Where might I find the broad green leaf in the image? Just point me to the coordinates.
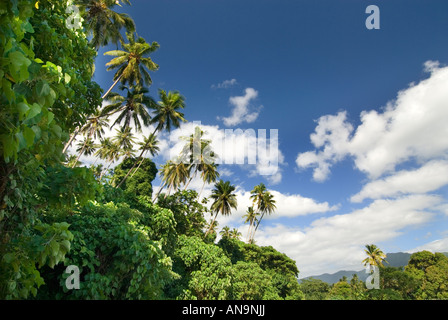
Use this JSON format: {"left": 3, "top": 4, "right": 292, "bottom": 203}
{"left": 36, "top": 80, "right": 50, "bottom": 96}
{"left": 26, "top": 103, "right": 41, "bottom": 120}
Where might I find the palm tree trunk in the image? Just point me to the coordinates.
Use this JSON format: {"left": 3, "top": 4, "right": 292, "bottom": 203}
{"left": 198, "top": 180, "right": 206, "bottom": 199}
{"left": 63, "top": 126, "right": 80, "bottom": 154}
{"left": 71, "top": 136, "right": 89, "bottom": 168}
{"left": 100, "top": 160, "right": 113, "bottom": 180}
{"left": 204, "top": 212, "right": 218, "bottom": 238}
{"left": 251, "top": 212, "right": 265, "bottom": 242}
{"left": 115, "top": 156, "right": 142, "bottom": 188}
{"left": 152, "top": 180, "right": 167, "bottom": 202}
{"left": 126, "top": 127, "right": 158, "bottom": 179}
{"left": 102, "top": 74, "right": 123, "bottom": 100}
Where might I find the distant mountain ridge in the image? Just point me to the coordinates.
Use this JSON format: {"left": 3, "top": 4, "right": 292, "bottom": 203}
{"left": 299, "top": 252, "right": 448, "bottom": 284}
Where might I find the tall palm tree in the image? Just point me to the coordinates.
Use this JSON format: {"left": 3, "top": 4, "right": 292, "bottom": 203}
{"left": 151, "top": 90, "right": 187, "bottom": 134}
{"left": 112, "top": 127, "right": 135, "bottom": 151}
{"left": 99, "top": 139, "right": 121, "bottom": 180}
{"left": 72, "top": 137, "right": 97, "bottom": 167}
{"left": 71, "top": 109, "right": 109, "bottom": 166}
{"left": 243, "top": 206, "right": 258, "bottom": 242}
{"left": 230, "top": 228, "right": 242, "bottom": 240}
{"left": 362, "top": 244, "right": 387, "bottom": 272}
{"left": 130, "top": 133, "right": 160, "bottom": 177}
{"left": 75, "top": 0, "right": 135, "bottom": 50}
{"left": 198, "top": 163, "right": 220, "bottom": 198}
{"left": 205, "top": 180, "right": 238, "bottom": 238}
{"left": 251, "top": 191, "right": 276, "bottom": 241}
{"left": 180, "top": 126, "right": 217, "bottom": 191}
{"left": 131, "top": 89, "right": 187, "bottom": 178}
{"left": 101, "top": 85, "right": 154, "bottom": 133}
{"left": 102, "top": 32, "right": 159, "bottom": 99}
{"left": 219, "top": 226, "right": 232, "bottom": 239}
{"left": 163, "top": 160, "right": 189, "bottom": 198}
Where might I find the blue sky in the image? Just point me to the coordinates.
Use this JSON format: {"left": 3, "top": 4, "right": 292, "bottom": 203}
{"left": 81, "top": 0, "right": 448, "bottom": 277}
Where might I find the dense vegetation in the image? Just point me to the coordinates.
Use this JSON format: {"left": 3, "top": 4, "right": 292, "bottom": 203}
{"left": 1, "top": 0, "right": 446, "bottom": 300}
{"left": 0, "top": 0, "right": 300, "bottom": 300}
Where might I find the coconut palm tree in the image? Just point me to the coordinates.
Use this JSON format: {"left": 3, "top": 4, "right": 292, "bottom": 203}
{"left": 198, "top": 163, "right": 220, "bottom": 198}
{"left": 362, "top": 244, "right": 387, "bottom": 272}
{"left": 131, "top": 89, "right": 187, "bottom": 178}
{"left": 71, "top": 109, "right": 109, "bottom": 166}
{"left": 72, "top": 137, "right": 97, "bottom": 167}
{"left": 112, "top": 127, "right": 135, "bottom": 151}
{"left": 102, "top": 32, "right": 159, "bottom": 99}
{"left": 243, "top": 206, "right": 258, "bottom": 242}
{"left": 251, "top": 191, "right": 276, "bottom": 241}
{"left": 230, "top": 228, "right": 242, "bottom": 240}
{"left": 151, "top": 90, "right": 187, "bottom": 134}
{"left": 205, "top": 180, "right": 238, "bottom": 238}
{"left": 99, "top": 139, "right": 121, "bottom": 180}
{"left": 75, "top": 0, "right": 135, "bottom": 50}
{"left": 101, "top": 85, "right": 154, "bottom": 133}
{"left": 219, "top": 226, "right": 232, "bottom": 239}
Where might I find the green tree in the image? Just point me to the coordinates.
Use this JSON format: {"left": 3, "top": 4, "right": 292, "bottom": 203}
{"left": 405, "top": 251, "right": 448, "bottom": 300}
{"left": 249, "top": 184, "right": 276, "bottom": 242}
{"left": 205, "top": 180, "right": 238, "bottom": 238}
{"left": 76, "top": 0, "right": 136, "bottom": 50}
{"left": 112, "top": 157, "right": 158, "bottom": 196}
{"left": 300, "top": 278, "right": 330, "bottom": 300}
{"left": 230, "top": 261, "right": 280, "bottom": 300}
{"left": 101, "top": 85, "right": 154, "bottom": 133}
{"left": 0, "top": 0, "right": 101, "bottom": 299}
{"left": 103, "top": 32, "right": 159, "bottom": 99}
{"left": 156, "top": 190, "right": 208, "bottom": 238}
{"left": 362, "top": 244, "right": 387, "bottom": 271}
{"left": 170, "top": 235, "right": 233, "bottom": 300}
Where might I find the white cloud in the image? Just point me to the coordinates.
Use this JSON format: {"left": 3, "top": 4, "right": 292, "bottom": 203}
{"left": 408, "top": 237, "right": 448, "bottom": 254}
{"left": 211, "top": 78, "right": 238, "bottom": 89}
{"left": 351, "top": 160, "right": 448, "bottom": 203}
{"left": 220, "top": 88, "right": 261, "bottom": 127}
{"left": 296, "top": 61, "right": 448, "bottom": 182}
{"left": 254, "top": 194, "right": 442, "bottom": 277}
{"left": 214, "top": 188, "right": 339, "bottom": 229}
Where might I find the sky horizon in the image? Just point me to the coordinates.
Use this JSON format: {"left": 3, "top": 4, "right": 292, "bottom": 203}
{"left": 70, "top": 0, "right": 448, "bottom": 278}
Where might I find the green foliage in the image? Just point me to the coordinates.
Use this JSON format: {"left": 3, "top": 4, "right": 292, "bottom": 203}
{"left": 0, "top": 221, "right": 73, "bottom": 299}
{"left": 113, "top": 157, "right": 157, "bottom": 196}
{"left": 157, "top": 190, "right": 208, "bottom": 238}
{"left": 0, "top": 0, "right": 100, "bottom": 299}
{"left": 300, "top": 278, "right": 330, "bottom": 300}
{"left": 39, "top": 164, "right": 99, "bottom": 209}
{"left": 38, "top": 201, "right": 176, "bottom": 299}
{"left": 405, "top": 251, "right": 448, "bottom": 300}
{"left": 170, "top": 235, "right": 233, "bottom": 300}
{"left": 230, "top": 261, "right": 280, "bottom": 300}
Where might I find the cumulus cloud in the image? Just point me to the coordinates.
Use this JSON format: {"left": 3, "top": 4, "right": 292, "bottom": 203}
{"left": 254, "top": 194, "right": 442, "bottom": 277}
{"left": 351, "top": 160, "right": 448, "bottom": 203}
{"left": 408, "top": 237, "right": 448, "bottom": 254}
{"left": 220, "top": 88, "right": 261, "bottom": 126}
{"left": 296, "top": 61, "right": 448, "bottom": 182}
{"left": 213, "top": 188, "right": 338, "bottom": 229}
